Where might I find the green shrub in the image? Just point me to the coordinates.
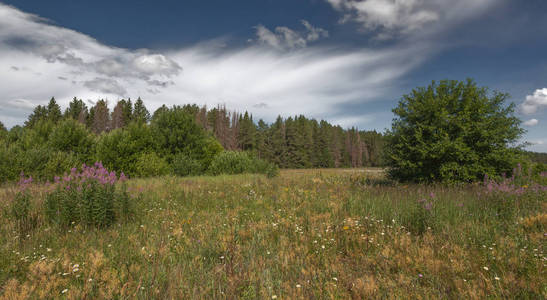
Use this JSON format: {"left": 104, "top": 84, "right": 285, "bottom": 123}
{"left": 150, "top": 106, "right": 223, "bottom": 166}
{"left": 43, "top": 151, "right": 80, "bottom": 179}
{"left": 95, "top": 123, "right": 155, "bottom": 177}
{"left": 172, "top": 153, "right": 203, "bottom": 176}
{"left": 48, "top": 119, "right": 95, "bottom": 161}
{"left": 134, "top": 152, "right": 170, "bottom": 177}
{"left": 207, "top": 151, "right": 279, "bottom": 176}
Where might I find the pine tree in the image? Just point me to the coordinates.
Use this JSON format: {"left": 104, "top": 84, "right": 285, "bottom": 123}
{"left": 237, "top": 111, "right": 257, "bottom": 151}
{"left": 270, "top": 116, "right": 287, "bottom": 168}
{"left": 121, "top": 99, "right": 133, "bottom": 124}
{"left": 64, "top": 97, "right": 88, "bottom": 121}
{"left": 314, "top": 120, "right": 334, "bottom": 168}
{"left": 133, "top": 97, "right": 150, "bottom": 123}
{"left": 256, "top": 119, "right": 270, "bottom": 160}
{"left": 111, "top": 101, "right": 125, "bottom": 129}
{"left": 24, "top": 105, "right": 48, "bottom": 128}
{"left": 92, "top": 100, "right": 110, "bottom": 134}
{"left": 47, "top": 97, "right": 62, "bottom": 123}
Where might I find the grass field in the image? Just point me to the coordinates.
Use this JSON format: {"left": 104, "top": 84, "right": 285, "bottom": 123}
{"left": 0, "top": 169, "right": 545, "bottom": 299}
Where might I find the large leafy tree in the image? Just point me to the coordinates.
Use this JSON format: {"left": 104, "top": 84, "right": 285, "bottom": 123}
{"left": 151, "top": 106, "right": 222, "bottom": 167}
{"left": 385, "top": 79, "right": 524, "bottom": 182}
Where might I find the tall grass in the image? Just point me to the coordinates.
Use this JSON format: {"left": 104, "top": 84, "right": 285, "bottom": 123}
{"left": 0, "top": 169, "right": 545, "bottom": 299}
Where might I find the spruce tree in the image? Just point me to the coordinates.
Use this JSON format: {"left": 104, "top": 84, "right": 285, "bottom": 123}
{"left": 47, "top": 97, "right": 62, "bottom": 123}
{"left": 133, "top": 97, "right": 150, "bottom": 123}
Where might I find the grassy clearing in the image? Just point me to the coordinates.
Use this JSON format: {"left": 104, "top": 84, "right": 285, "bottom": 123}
{"left": 0, "top": 169, "right": 545, "bottom": 299}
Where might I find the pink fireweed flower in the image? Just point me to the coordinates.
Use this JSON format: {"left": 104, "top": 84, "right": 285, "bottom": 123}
{"left": 119, "top": 172, "right": 127, "bottom": 182}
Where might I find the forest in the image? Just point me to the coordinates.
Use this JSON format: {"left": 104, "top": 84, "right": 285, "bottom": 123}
{"left": 0, "top": 97, "right": 385, "bottom": 183}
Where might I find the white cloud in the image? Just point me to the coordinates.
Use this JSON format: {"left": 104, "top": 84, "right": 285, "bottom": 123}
{"left": 0, "top": 3, "right": 181, "bottom": 88}
{"left": 326, "top": 0, "right": 497, "bottom": 39}
{"left": 254, "top": 20, "right": 328, "bottom": 50}
{"left": 523, "top": 118, "right": 539, "bottom": 127}
{"left": 0, "top": 3, "right": 435, "bottom": 129}
{"left": 521, "top": 88, "right": 547, "bottom": 114}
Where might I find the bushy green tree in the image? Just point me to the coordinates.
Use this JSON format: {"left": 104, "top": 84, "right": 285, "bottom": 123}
{"left": 95, "top": 122, "right": 155, "bottom": 177}
{"left": 48, "top": 119, "right": 95, "bottom": 162}
{"left": 385, "top": 79, "right": 524, "bottom": 183}
{"left": 151, "top": 106, "right": 222, "bottom": 167}
{"left": 134, "top": 152, "right": 170, "bottom": 177}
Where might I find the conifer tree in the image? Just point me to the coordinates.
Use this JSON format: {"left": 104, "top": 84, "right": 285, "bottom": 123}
{"left": 91, "top": 100, "right": 110, "bottom": 134}
{"left": 111, "top": 101, "right": 125, "bottom": 129}
{"left": 237, "top": 111, "right": 257, "bottom": 151}
{"left": 64, "top": 97, "right": 88, "bottom": 121}
{"left": 133, "top": 97, "right": 150, "bottom": 123}
{"left": 47, "top": 97, "right": 62, "bottom": 123}
{"left": 24, "top": 105, "right": 48, "bottom": 128}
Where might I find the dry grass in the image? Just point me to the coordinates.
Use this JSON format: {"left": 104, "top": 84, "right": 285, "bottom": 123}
{"left": 0, "top": 169, "right": 545, "bottom": 299}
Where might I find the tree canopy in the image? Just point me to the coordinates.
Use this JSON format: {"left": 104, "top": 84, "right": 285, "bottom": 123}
{"left": 384, "top": 79, "right": 524, "bottom": 182}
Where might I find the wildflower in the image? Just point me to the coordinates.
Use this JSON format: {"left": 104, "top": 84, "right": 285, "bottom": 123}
{"left": 332, "top": 277, "right": 338, "bottom": 281}
{"left": 483, "top": 266, "right": 489, "bottom": 271}
{"left": 418, "top": 274, "right": 423, "bottom": 278}
{"left": 271, "top": 295, "right": 277, "bottom": 299}
{"left": 296, "top": 284, "right": 301, "bottom": 288}
{"left": 343, "top": 226, "right": 350, "bottom": 230}
{"left": 494, "top": 276, "right": 500, "bottom": 281}
{"left": 61, "top": 289, "right": 68, "bottom": 294}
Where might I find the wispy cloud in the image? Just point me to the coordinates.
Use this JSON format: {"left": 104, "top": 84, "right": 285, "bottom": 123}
{"left": 253, "top": 20, "right": 328, "bottom": 50}
{"left": 325, "top": 0, "right": 498, "bottom": 39}
{"left": 0, "top": 2, "right": 502, "bottom": 130}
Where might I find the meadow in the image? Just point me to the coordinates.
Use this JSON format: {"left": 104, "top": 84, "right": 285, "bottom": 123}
{"left": 0, "top": 168, "right": 545, "bottom": 299}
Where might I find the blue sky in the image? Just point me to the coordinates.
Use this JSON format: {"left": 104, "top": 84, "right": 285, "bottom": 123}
{"left": 1, "top": 0, "right": 546, "bottom": 151}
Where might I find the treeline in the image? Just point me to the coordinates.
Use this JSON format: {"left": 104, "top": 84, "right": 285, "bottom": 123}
{"left": 180, "top": 104, "right": 385, "bottom": 168}
{"left": 0, "top": 97, "right": 385, "bottom": 182}
{"left": 526, "top": 151, "right": 547, "bottom": 164}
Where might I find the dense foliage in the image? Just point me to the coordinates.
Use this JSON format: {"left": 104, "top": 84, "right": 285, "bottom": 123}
{"left": 385, "top": 79, "right": 525, "bottom": 183}
{"left": 207, "top": 151, "right": 279, "bottom": 177}
{"left": 0, "top": 97, "right": 385, "bottom": 183}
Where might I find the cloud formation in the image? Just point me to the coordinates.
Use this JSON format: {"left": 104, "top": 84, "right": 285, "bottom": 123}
{"left": 523, "top": 118, "right": 539, "bottom": 127}
{"left": 326, "top": 0, "right": 496, "bottom": 39}
{"left": 520, "top": 88, "right": 547, "bottom": 115}
{"left": 0, "top": 3, "right": 181, "bottom": 98}
{"left": 0, "top": 2, "right": 501, "bottom": 132}
{"left": 254, "top": 20, "right": 328, "bottom": 50}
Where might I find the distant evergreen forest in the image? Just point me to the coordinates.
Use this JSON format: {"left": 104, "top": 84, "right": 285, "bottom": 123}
{"left": 0, "top": 97, "right": 385, "bottom": 182}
